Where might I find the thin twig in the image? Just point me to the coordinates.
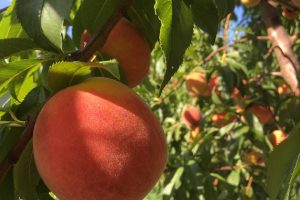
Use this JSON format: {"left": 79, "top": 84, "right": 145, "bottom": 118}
{"left": 245, "top": 176, "right": 254, "bottom": 196}
{"left": 202, "top": 36, "right": 269, "bottom": 64}
{"left": 221, "top": 13, "right": 232, "bottom": 63}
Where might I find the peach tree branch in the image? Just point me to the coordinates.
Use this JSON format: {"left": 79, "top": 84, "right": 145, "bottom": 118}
{"left": 260, "top": 0, "right": 300, "bottom": 95}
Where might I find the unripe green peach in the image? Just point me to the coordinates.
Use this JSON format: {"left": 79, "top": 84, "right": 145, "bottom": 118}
{"left": 101, "top": 18, "right": 150, "bottom": 87}
{"left": 33, "top": 77, "right": 167, "bottom": 200}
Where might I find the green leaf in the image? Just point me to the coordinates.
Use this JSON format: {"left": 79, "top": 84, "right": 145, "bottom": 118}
{"left": 0, "top": 0, "right": 27, "bottom": 39}
{"left": 16, "top": 0, "right": 72, "bottom": 51}
{"left": 40, "top": 0, "right": 73, "bottom": 50}
{"left": 163, "top": 167, "right": 184, "bottom": 195}
{"left": 128, "top": 0, "right": 160, "bottom": 50}
{"left": 191, "top": 0, "right": 219, "bottom": 43}
{"left": 227, "top": 170, "right": 240, "bottom": 186}
{"left": 213, "top": 0, "right": 235, "bottom": 20}
{"left": 48, "top": 61, "right": 92, "bottom": 92}
{"left": 243, "top": 112, "right": 265, "bottom": 142}
{"left": 13, "top": 140, "right": 40, "bottom": 200}
{"left": 0, "top": 59, "right": 43, "bottom": 95}
{"left": 280, "top": 155, "right": 300, "bottom": 200}
{"left": 9, "top": 64, "right": 40, "bottom": 102}
{"left": 48, "top": 61, "right": 119, "bottom": 93}
{"left": 155, "top": 0, "right": 193, "bottom": 94}
{"left": 16, "top": 86, "right": 49, "bottom": 119}
{"left": 72, "top": 0, "right": 122, "bottom": 46}
{"left": 266, "top": 124, "right": 300, "bottom": 199}
{"left": 0, "top": 169, "right": 15, "bottom": 200}
{"left": 0, "top": 39, "right": 38, "bottom": 60}
{"left": 0, "top": 127, "right": 23, "bottom": 162}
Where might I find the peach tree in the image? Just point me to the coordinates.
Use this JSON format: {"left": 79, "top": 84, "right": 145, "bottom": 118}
{"left": 0, "top": 0, "right": 300, "bottom": 199}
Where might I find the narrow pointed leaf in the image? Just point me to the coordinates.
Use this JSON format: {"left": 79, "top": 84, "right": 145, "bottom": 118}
{"left": 155, "top": 0, "right": 193, "bottom": 94}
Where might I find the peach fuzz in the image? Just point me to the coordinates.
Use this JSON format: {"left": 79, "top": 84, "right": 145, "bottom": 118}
{"left": 33, "top": 77, "right": 167, "bottom": 200}
{"left": 101, "top": 18, "right": 150, "bottom": 87}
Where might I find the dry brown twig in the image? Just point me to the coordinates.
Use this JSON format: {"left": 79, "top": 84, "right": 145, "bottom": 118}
{"left": 221, "top": 13, "right": 232, "bottom": 62}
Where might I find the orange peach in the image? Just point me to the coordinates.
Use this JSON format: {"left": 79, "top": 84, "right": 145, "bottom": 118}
{"left": 185, "top": 70, "right": 210, "bottom": 97}
{"left": 181, "top": 107, "right": 201, "bottom": 129}
{"left": 101, "top": 18, "right": 150, "bottom": 87}
{"left": 188, "top": 127, "right": 201, "bottom": 142}
{"left": 269, "top": 130, "right": 287, "bottom": 146}
{"left": 212, "top": 112, "right": 235, "bottom": 127}
{"left": 241, "top": 0, "right": 261, "bottom": 7}
{"left": 33, "top": 77, "right": 167, "bottom": 200}
{"left": 231, "top": 87, "right": 243, "bottom": 100}
{"left": 282, "top": 8, "right": 299, "bottom": 20}
{"left": 278, "top": 84, "right": 290, "bottom": 95}
{"left": 208, "top": 74, "right": 220, "bottom": 95}
{"left": 247, "top": 104, "right": 274, "bottom": 124}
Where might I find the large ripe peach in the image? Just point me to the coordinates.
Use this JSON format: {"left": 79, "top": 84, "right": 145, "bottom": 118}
{"left": 101, "top": 18, "right": 150, "bottom": 87}
{"left": 241, "top": 0, "right": 261, "bottom": 7}
{"left": 185, "top": 70, "right": 210, "bottom": 97}
{"left": 247, "top": 104, "right": 274, "bottom": 124}
{"left": 181, "top": 107, "right": 201, "bottom": 129}
{"left": 33, "top": 77, "right": 167, "bottom": 200}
